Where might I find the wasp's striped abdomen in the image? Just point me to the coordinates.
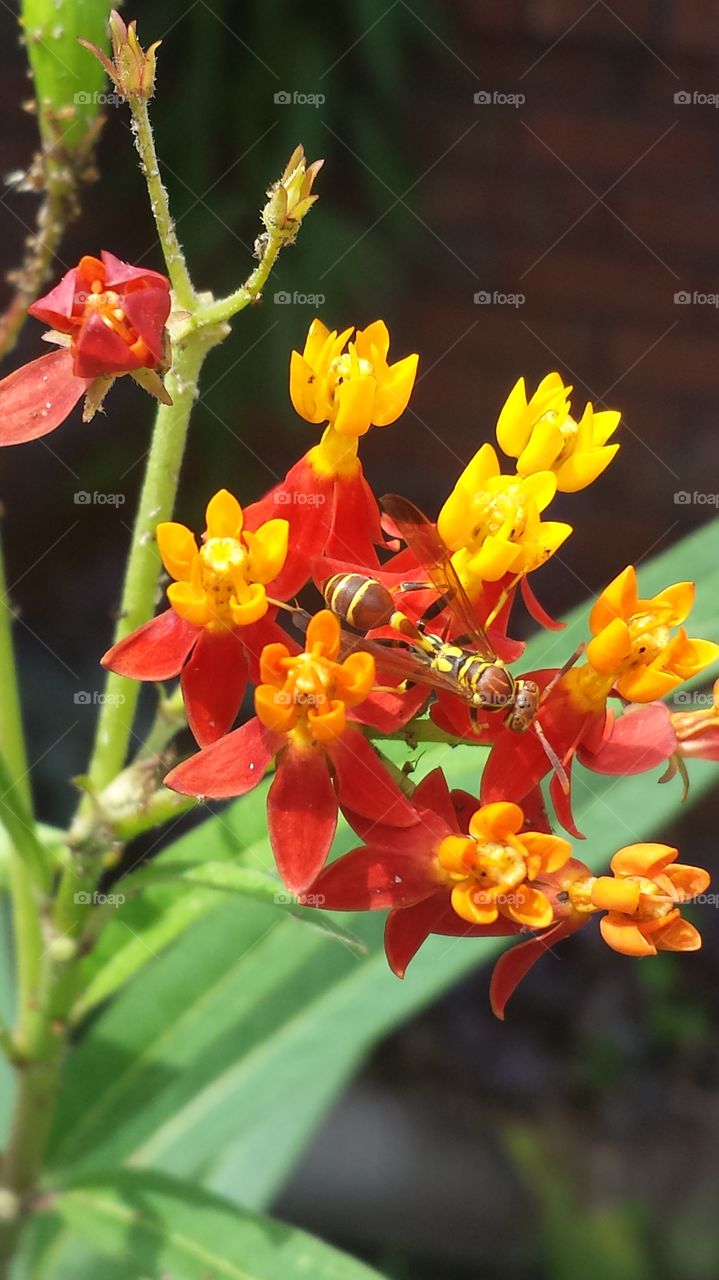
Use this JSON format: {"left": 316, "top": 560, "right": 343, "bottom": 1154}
{"left": 323, "top": 573, "right": 396, "bottom": 631}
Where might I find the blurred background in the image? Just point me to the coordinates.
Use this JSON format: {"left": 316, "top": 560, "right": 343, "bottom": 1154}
{"left": 1, "top": 2, "right": 719, "bottom": 1276}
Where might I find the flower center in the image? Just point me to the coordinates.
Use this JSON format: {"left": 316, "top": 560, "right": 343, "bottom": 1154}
{"left": 280, "top": 650, "right": 336, "bottom": 722}
{"left": 198, "top": 537, "right": 249, "bottom": 623}
{"left": 74, "top": 273, "right": 152, "bottom": 362}
{"left": 438, "top": 834, "right": 526, "bottom": 893}
{"left": 328, "top": 348, "right": 373, "bottom": 400}
{"left": 471, "top": 484, "right": 527, "bottom": 543}
{"left": 626, "top": 609, "right": 671, "bottom": 668}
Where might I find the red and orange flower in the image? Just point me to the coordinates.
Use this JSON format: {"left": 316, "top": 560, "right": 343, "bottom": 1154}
{"left": 0, "top": 251, "right": 172, "bottom": 444}
{"left": 103, "top": 489, "right": 291, "bottom": 746}
{"left": 165, "top": 610, "right": 418, "bottom": 893}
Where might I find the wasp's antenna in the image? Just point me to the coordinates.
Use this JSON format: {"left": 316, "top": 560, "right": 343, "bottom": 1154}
{"left": 539, "top": 642, "right": 585, "bottom": 706}
{"left": 533, "top": 720, "right": 569, "bottom": 794}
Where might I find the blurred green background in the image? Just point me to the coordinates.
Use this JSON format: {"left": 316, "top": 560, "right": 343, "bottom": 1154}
{"left": 1, "top": 2, "right": 719, "bottom": 1276}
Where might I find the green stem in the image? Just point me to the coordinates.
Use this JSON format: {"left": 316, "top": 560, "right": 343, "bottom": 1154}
{"left": 85, "top": 336, "right": 207, "bottom": 795}
{"left": 183, "top": 226, "right": 285, "bottom": 332}
{"left": 367, "top": 716, "right": 482, "bottom": 747}
{"left": 0, "top": 535, "right": 43, "bottom": 1052}
{"left": 130, "top": 97, "right": 195, "bottom": 309}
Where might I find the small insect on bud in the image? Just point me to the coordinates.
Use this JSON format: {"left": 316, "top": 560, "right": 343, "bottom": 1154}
{"left": 79, "top": 10, "right": 161, "bottom": 103}
{"left": 262, "top": 145, "right": 323, "bottom": 243}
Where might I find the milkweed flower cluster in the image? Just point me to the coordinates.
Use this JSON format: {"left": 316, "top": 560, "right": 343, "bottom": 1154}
{"left": 7, "top": 257, "right": 714, "bottom": 1015}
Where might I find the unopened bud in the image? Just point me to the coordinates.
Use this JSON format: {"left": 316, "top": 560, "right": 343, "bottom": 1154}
{"left": 80, "top": 10, "right": 161, "bottom": 103}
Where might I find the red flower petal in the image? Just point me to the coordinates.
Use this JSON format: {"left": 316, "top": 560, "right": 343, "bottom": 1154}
{"left": 244, "top": 457, "right": 334, "bottom": 598}
{"left": 327, "top": 469, "right": 383, "bottom": 566}
{"left": 310, "top": 839, "right": 437, "bottom": 911}
{"left": 28, "top": 270, "right": 80, "bottom": 330}
{"left": 0, "top": 349, "right": 86, "bottom": 444}
{"left": 520, "top": 575, "right": 564, "bottom": 631}
{"left": 489, "top": 920, "right": 578, "bottom": 1020}
{"left": 384, "top": 893, "right": 451, "bottom": 977}
{"left": 413, "top": 767, "right": 459, "bottom": 829}
{"left": 578, "top": 702, "right": 677, "bottom": 775}
{"left": 74, "top": 310, "right": 148, "bottom": 377}
{"left": 268, "top": 741, "right": 337, "bottom": 893}
{"left": 350, "top": 680, "right": 429, "bottom": 734}
{"left": 181, "top": 627, "right": 249, "bottom": 747}
{"left": 239, "top": 614, "right": 300, "bottom": 684}
{"left": 100, "top": 250, "right": 169, "bottom": 291}
{"left": 102, "top": 608, "right": 198, "bottom": 681}
{"left": 327, "top": 726, "right": 417, "bottom": 827}
{"left": 120, "top": 285, "right": 172, "bottom": 364}
{"left": 165, "top": 716, "right": 280, "bottom": 798}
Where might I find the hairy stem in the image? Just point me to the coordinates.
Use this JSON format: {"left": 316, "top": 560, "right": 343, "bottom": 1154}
{"left": 130, "top": 98, "right": 195, "bottom": 310}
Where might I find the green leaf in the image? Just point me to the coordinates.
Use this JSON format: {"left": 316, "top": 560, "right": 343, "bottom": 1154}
{"left": 119, "top": 859, "right": 366, "bottom": 952}
{"left": 42, "top": 1169, "right": 385, "bottom": 1279}
{"left": 21, "top": 0, "right": 109, "bottom": 152}
{"left": 48, "top": 519, "right": 719, "bottom": 1203}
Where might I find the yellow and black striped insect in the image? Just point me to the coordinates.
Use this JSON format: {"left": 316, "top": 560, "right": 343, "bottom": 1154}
{"left": 320, "top": 494, "right": 541, "bottom": 735}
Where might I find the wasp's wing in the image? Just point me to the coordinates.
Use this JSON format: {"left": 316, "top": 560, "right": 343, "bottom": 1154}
{"left": 381, "top": 493, "right": 496, "bottom": 659}
{"left": 290, "top": 607, "right": 470, "bottom": 699}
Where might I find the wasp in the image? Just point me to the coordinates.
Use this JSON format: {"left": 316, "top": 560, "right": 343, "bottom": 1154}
{"left": 313, "top": 495, "right": 581, "bottom": 790}
{"left": 320, "top": 494, "right": 541, "bottom": 732}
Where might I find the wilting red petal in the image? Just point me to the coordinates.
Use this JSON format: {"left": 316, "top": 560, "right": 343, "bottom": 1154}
{"left": 181, "top": 627, "right": 248, "bottom": 747}
{"left": 102, "top": 607, "right": 198, "bottom": 681}
{"left": 579, "top": 702, "right": 677, "bottom": 775}
{"left": 489, "top": 919, "right": 578, "bottom": 1020}
{"left": 520, "top": 575, "right": 564, "bottom": 631}
{"left": 0, "top": 349, "right": 87, "bottom": 444}
{"left": 268, "top": 741, "right": 337, "bottom": 893}
{"left": 327, "top": 726, "right": 417, "bottom": 827}
{"left": 165, "top": 716, "right": 280, "bottom": 798}
{"left": 310, "top": 841, "right": 438, "bottom": 911}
